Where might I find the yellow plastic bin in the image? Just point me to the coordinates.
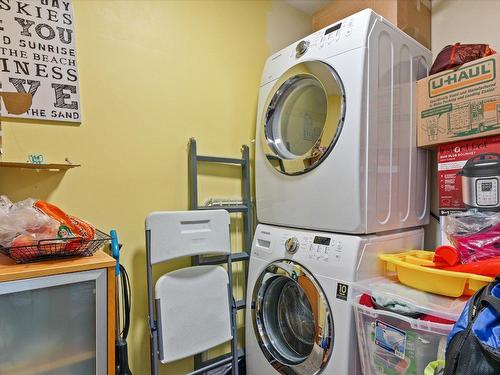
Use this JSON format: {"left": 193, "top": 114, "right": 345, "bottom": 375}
{"left": 379, "top": 251, "right": 492, "bottom": 297}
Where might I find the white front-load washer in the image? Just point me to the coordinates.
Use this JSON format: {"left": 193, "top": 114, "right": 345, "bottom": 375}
{"left": 256, "top": 9, "right": 432, "bottom": 234}
{"left": 245, "top": 224, "right": 424, "bottom": 375}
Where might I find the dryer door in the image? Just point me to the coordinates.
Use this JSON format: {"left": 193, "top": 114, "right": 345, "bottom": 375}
{"left": 261, "top": 61, "right": 346, "bottom": 175}
{"left": 252, "top": 260, "right": 333, "bottom": 374}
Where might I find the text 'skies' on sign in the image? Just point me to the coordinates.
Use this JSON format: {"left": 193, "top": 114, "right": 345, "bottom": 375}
{"left": 0, "top": 0, "right": 81, "bottom": 123}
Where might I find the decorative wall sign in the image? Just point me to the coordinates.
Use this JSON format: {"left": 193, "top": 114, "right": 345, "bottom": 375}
{"left": 0, "top": 0, "right": 81, "bottom": 123}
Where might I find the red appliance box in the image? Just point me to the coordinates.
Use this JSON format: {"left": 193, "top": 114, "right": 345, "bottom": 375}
{"left": 438, "top": 135, "right": 500, "bottom": 215}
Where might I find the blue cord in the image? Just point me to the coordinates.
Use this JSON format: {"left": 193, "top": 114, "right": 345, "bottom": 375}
{"left": 110, "top": 229, "right": 120, "bottom": 276}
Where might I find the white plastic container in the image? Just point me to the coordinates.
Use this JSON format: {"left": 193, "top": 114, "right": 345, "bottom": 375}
{"left": 352, "top": 277, "right": 468, "bottom": 375}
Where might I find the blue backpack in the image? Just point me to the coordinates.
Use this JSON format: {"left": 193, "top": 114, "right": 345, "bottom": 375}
{"left": 444, "top": 276, "right": 500, "bottom": 375}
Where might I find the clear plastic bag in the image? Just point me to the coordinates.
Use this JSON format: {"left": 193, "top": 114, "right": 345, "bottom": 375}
{"left": 445, "top": 212, "right": 500, "bottom": 263}
{"left": 0, "top": 196, "right": 59, "bottom": 248}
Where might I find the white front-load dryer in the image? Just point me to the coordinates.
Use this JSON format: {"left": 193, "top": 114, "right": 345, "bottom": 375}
{"left": 245, "top": 224, "right": 424, "bottom": 375}
{"left": 256, "top": 9, "right": 432, "bottom": 234}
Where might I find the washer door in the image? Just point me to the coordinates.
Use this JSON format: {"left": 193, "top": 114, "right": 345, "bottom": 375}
{"left": 261, "top": 61, "right": 345, "bottom": 175}
{"left": 252, "top": 260, "right": 333, "bottom": 374}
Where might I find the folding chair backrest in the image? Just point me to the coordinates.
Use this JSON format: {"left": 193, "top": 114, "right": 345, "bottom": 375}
{"left": 155, "top": 265, "right": 232, "bottom": 363}
{"left": 145, "top": 210, "right": 230, "bottom": 265}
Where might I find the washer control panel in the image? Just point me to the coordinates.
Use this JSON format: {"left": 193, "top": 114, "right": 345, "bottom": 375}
{"left": 308, "top": 235, "right": 344, "bottom": 263}
{"left": 476, "top": 178, "right": 499, "bottom": 206}
{"left": 280, "top": 233, "right": 343, "bottom": 263}
{"left": 284, "top": 237, "right": 300, "bottom": 254}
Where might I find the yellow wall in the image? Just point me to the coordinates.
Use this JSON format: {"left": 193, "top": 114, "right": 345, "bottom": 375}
{"left": 0, "top": 1, "right": 311, "bottom": 374}
{"left": 267, "top": 0, "right": 312, "bottom": 53}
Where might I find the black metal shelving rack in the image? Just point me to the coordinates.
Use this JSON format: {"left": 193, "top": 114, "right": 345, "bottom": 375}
{"left": 188, "top": 137, "right": 253, "bottom": 373}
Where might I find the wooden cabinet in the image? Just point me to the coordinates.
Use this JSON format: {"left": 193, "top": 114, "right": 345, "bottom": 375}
{"left": 0, "top": 251, "right": 115, "bottom": 374}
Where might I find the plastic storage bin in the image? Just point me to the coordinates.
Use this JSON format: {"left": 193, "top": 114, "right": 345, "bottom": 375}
{"left": 352, "top": 277, "right": 468, "bottom": 375}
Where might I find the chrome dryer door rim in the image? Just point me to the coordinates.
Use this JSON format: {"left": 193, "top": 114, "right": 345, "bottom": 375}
{"left": 261, "top": 61, "right": 346, "bottom": 175}
{"left": 252, "top": 260, "right": 334, "bottom": 374}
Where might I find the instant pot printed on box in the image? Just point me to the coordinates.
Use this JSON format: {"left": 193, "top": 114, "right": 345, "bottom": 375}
{"left": 438, "top": 135, "right": 500, "bottom": 214}
{"left": 438, "top": 135, "right": 500, "bottom": 244}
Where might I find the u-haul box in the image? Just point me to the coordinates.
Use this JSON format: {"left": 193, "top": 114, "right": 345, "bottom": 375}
{"left": 417, "top": 54, "right": 500, "bottom": 148}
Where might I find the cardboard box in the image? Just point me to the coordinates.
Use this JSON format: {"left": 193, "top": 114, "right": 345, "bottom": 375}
{"left": 438, "top": 135, "right": 500, "bottom": 215}
{"left": 438, "top": 136, "right": 500, "bottom": 245}
{"left": 417, "top": 55, "right": 500, "bottom": 148}
{"left": 312, "top": 0, "right": 431, "bottom": 48}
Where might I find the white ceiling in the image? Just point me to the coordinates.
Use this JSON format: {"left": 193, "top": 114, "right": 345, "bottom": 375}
{"left": 285, "top": 0, "right": 331, "bottom": 15}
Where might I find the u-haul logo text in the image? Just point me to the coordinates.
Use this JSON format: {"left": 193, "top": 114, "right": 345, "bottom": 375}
{"left": 429, "top": 59, "right": 496, "bottom": 97}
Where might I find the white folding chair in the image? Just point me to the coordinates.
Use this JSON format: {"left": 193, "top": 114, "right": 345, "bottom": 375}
{"left": 145, "top": 210, "right": 239, "bottom": 375}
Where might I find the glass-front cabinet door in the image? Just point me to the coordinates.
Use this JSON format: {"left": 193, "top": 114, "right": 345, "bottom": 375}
{"left": 0, "top": 269, "right": 107, "bottom": 374}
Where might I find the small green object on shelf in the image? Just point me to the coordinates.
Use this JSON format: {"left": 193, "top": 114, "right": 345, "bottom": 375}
{"left": 28, "top": 154, "right": 44, "bottom": 164}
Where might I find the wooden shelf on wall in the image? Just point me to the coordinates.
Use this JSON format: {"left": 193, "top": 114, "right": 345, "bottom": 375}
{"left": 0, "top": 161, "right": 80, "bottom": 170}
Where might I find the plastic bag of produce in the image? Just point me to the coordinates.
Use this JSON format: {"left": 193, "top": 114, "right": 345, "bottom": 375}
{"left": 0, "top": 196, "right": 95, "bottom": 248}
{"left": 0, "top": 196, "right": 59, "bottom": 247}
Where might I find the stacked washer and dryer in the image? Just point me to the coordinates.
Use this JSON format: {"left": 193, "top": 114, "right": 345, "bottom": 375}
{"left": 245, "top": 9, "right": 432, "bottom": 375}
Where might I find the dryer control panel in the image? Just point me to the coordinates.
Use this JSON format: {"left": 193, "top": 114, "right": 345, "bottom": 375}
{"left": 260, "top": 9, "right": 377, "bottom": 86}
{"left": 292, "top": 17, "right": 354, "bottom": 59}
{"left": 316, "top": 18, "right": 354, "bottom": 48}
